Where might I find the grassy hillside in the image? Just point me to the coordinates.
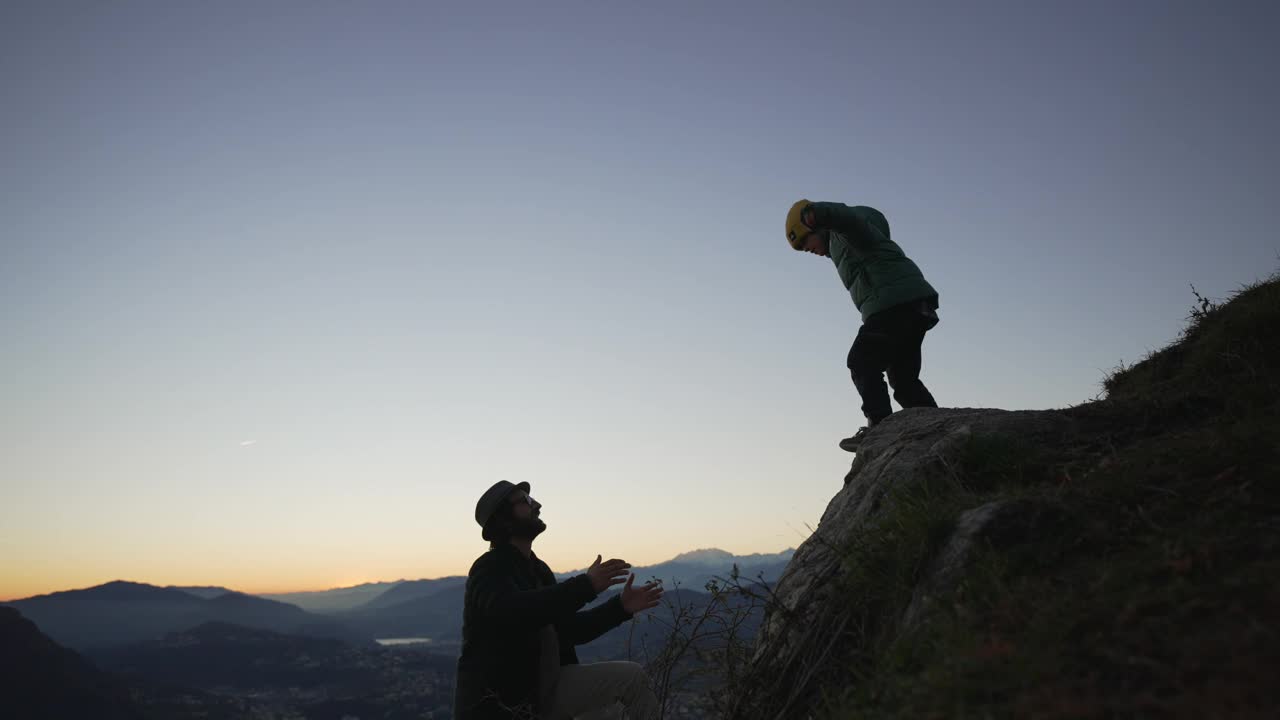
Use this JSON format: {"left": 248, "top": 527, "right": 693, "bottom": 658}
{"left": 738, "top": 274, "right": 1279, "bottom": 719}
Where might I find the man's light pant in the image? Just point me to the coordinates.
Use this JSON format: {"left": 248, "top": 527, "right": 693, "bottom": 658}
{"left": 548, "top": 661, "right": 659, "bottom": 720}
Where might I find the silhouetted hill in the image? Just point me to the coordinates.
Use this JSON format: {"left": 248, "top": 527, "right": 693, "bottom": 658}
{"left": 260, "top": 580, "right": 405, "bottom": 613}
{"left": 166, "top": 585, "right": 235, "bottom": 599}
{"left": 205, "top": 591, "right": 308, "bottom": 623}
{"left": 5, "top": 581, "right": 209, "bottom": 649}
{"left": 342, "top": 584, "right": 468, "bottom": 641}
{"left": 5, "top": 580, "right": 368, "bottom": 650}
{"left": 45, "top": 579, "right": 204, "bottom": 603}
{"left": 351, "top": 576, "right": 467, "bottom": 611}
{"left": 0, "top": 606, "right": 143, "bottom": 719}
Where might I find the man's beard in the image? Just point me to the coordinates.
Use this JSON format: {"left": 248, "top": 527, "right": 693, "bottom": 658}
{"left": 509, "top": 514, "right": 547, "bottom": 540}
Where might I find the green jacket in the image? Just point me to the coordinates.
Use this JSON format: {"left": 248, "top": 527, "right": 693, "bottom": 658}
{"left": 809, "top": 202, "right": 938, "bottom": 321}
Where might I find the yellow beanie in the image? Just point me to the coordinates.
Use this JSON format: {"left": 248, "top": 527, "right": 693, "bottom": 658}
{"left": 785, "top": 199, "right": 811, "bottom": 250}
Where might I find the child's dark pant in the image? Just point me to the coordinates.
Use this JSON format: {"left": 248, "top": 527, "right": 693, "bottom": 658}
{"left": 847, "top": 301, "right": 938, "bottom": 426}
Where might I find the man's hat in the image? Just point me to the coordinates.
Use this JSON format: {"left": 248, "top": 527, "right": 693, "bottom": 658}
{"left": 475, "top": 480, "right": 531, "bottom": 539}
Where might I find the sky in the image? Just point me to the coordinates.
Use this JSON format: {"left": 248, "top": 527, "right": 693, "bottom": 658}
{"left": 2, "top": 0, "right": 1277, "bottom": 600}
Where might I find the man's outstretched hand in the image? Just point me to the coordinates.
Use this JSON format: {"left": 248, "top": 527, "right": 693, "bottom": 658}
{"left": 586, "top": 554, "right": 631, "bottom": 594}
{"left": 619, "top": 574, "right": 664, "bottom": 615}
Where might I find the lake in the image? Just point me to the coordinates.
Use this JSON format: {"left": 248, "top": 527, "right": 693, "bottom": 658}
{"left": 376, "top": 637, "right": 433, "bottom": 646}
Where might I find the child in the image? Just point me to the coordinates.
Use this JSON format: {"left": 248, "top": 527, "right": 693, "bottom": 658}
{"left": 786, "top": 200, "right": 941, "bottom": 451}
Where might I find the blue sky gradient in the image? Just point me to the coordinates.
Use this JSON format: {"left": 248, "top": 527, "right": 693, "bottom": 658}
{"left": 3, "top": 0, "right": 1277, "bottom": 597}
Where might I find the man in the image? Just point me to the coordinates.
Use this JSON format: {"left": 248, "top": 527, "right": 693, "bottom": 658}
{"left": 786, "top": 200, "right": 941, "bottom": 451}
{"left": 454, "top": 480, "right": 664, "bottom": 720}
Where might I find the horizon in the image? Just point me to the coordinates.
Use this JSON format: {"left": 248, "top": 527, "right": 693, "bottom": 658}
{"left": 4, "top": 2, "right": 1277, "bottom": 602}
{"left": 1, "top": 544, "right": 795, "bottom": 601}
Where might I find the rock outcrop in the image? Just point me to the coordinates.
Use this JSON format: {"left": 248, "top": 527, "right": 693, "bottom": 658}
{"left": 737, "top": 408, "right": 1076, "bottom": 717}
{"left": 728, "top": 273, "right": 1280, "bottom": 719}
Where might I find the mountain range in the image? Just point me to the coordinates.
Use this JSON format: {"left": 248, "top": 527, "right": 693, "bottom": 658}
{"left": 1, "top": 548, "right": 787, "bottom": 719}
{"left": 5, "top": 581, "right": 367, "bottom": 650}
{"left": 2, "top": 548, "right": 793, "bottom": 652}
{"left": 257, "top": 580, "right": 404, "bottom": 612}
{"left": 229, "top": 548, "right": 792, "bottom": 614}
{"left": 565, "top": 548, "right": 794, "bottom": 591}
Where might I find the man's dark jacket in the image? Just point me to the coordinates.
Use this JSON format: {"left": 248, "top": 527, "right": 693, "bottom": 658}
{"left": 453, "top": 544, "right": 632, "bottom": 719}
